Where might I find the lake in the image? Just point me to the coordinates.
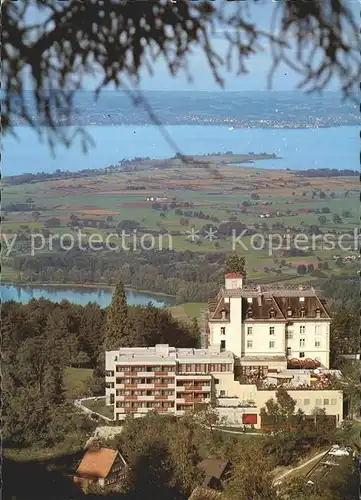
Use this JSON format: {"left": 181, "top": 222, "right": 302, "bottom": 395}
{"left": 0, "top": 285, "right": 176, "bottom": 308}
{"left": 4, "top": 125, "right": 358, "bottom": 175}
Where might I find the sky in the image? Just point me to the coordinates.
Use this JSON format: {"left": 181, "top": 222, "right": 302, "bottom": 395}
{"left": 23, "top": 0, "right": 360, "bottom": 93}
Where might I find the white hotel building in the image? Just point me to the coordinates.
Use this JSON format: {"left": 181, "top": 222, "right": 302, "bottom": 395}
{"left": 207, "top": 273, "right": 331, "bottom": 370}
{"left": 105, "top": 274, "right": 343, "bottom": 427}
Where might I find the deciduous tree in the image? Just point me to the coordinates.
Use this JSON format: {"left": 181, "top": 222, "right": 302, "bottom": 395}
{"left": 225, "top": 254, "right": 246, "bottom": 276}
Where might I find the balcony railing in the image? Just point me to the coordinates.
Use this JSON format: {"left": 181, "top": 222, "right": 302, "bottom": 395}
{"left": 176, "top": 385, "right": 210, "bottom": 391}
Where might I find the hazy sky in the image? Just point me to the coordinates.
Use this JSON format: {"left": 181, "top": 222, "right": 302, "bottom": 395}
{"left": 24, "top": 0, "right": 359, "bottom": 92}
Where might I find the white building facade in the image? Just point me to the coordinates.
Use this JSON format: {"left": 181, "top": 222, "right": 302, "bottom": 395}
{"left": 103, "top": 275, "right": 343, "bottom": 428}
{"left": 207, "top": 273, "right": 331, "bottom": 370}
{"left": 105, "top": 344, "right": 234, "bottom": 421}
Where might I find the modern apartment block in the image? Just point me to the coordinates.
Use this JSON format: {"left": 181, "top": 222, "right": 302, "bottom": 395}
{"left": 105, "top": 344, "right": 234, "bottom": 421}
{"left": 105, "top": 343, "right": 343, "bottom": 427}
{"left": 207, "top": 273, "right": 331, "bottom": 370}
{"left": 104, "top": 274, "right": 343, "bottom": 427}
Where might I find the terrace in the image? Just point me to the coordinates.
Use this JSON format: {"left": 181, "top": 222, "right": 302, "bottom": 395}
{"left": 216, "top": 396, "right": 256, "bottom": 408}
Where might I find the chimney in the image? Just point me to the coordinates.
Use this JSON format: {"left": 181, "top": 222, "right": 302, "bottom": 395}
{"left": 225, "top": 273, "right": 243, "bottom": 290}
{"left": 257, "top": 285, "right": 262, "bottom": 306}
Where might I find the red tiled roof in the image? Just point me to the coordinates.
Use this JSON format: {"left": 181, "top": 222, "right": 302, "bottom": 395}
{"left": 224, "top": 273, "right": 243, "bottom": 279}
{"left": 76, "top": 448, "right": 118, "bottom": 479}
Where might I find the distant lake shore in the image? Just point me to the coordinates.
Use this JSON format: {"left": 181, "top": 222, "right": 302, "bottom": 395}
{"left": 1, "top": 283, "right": 176, "bottom": 308}
{"left": 5, "top": 281, "right": 175, "bottom": 298}
{"left": 3, "top": 125, "right": 358, "bottom": 176}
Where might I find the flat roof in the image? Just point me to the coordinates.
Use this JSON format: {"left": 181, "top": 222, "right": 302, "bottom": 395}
{"left": 106, "top": 345, "right": 234, "bottom": 366}
{"left": 241, "top": 356, "right": 286, "bottom": 362}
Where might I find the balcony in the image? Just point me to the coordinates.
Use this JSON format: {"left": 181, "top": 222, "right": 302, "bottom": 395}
{"left": 176, "top": 396, "right": 210, "bottom": 404}
{"left": 116, "top": 395, "right": 138, "bottom": 401}
{"left": 176, "top": 385, "right": 211, "bottom": 392}
{"left": 153, "top": 395, "right": 174, "bottom": 401}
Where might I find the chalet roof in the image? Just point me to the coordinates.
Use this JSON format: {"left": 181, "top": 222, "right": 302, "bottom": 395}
{"left": 76, "top": 447, "right": 123, "bottom": 479}
{"left": 198, "top": 458, "right": 230, "bottom": 481}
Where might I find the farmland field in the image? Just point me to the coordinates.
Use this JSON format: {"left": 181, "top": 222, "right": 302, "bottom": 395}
{"left": 2, "top": 155, "right": 358, "bottom": 290}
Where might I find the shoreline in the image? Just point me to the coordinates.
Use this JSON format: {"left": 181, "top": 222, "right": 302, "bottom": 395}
{"left": 1, "top": 281, "right": 176, "bottom": 299}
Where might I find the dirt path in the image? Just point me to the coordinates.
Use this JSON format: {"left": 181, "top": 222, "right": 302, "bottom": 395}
{"left": 213, "top": 427, "right": 263, "bottom": 436}
{"left": 273, "top": 448, "right": 330, "bottom": 485}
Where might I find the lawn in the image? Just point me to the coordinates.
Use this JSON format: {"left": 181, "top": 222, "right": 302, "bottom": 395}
{"left": 169, "top": 302, "right": 207, "bottom": 323}
{"left": 63, "top": 367, "right": 93, "bottom": 399}
{"left": 81, "top": 397, "right": 114, "bottom": 420}
{"left": 181, "top": 302, "right": 207, "bottom": 320}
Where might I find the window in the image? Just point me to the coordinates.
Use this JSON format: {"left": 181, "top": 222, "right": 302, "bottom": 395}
{"left": 269, "top": 327, "right": 275, "bottom": 336}
{"left": 214, "top": 378, "right": 220, "bottom": 385}
{"left": 247, "top": 326, "right": 253, "bottom": 336}
{"left": 300, "top": 325, "right": 305, "bottom": 334}
{"left": 269, "top": 341, "right": 275, "bottom": 348}
{"left": 304, "top": 398, "right": 310, "bottom": 406}
{"left": 316, "top": 399, "right": 322, "bottom": 406}
{"left": 220, "top": 340, "right": 226, "bottom": 352}
{"left": 220, "top": 390, "right": 226, "bottom": 396}
{"left": 300, "top": 308, "right": 305, "bottom": 318}
{"left": 331, "top": 399, "right": 337, "bottom": 406}
{"left": 315, "top": 339, "right": 321, "bottom": 348}
{"left": 269, "top": 308, "right": 275, "bottom": 318}
{"left": 287, "top": 331, "right": 293, "bottom": 340}
{"left": 221, "top": 327, "right": 226, "bottom": 336}
{"left": 287, "top": 347, "right": 292, "bottom": 356}
{"left": 287, "top": 307, "right": 292, "bottom": 317}
{"left": 299, "top": 352, "right": 305, "bottom": 358}
{"left": 323, "top": 399, "right": 329, "bottom": 406}
{"left": 299, "top": 338, "right": 305, "bottom": 348}
{"left": 315, "top": 325, "right": 320, "bottom": 334}
{"left": 247, "top": 340, "right": 253, "bottom": 348}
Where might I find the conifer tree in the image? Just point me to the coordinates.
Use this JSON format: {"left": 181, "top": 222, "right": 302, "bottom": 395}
{"left": 190, "top": 317, "right": 201, "bottom": 346}
{"left": 104, "top": 281, "right": 134, "bottom": 350}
